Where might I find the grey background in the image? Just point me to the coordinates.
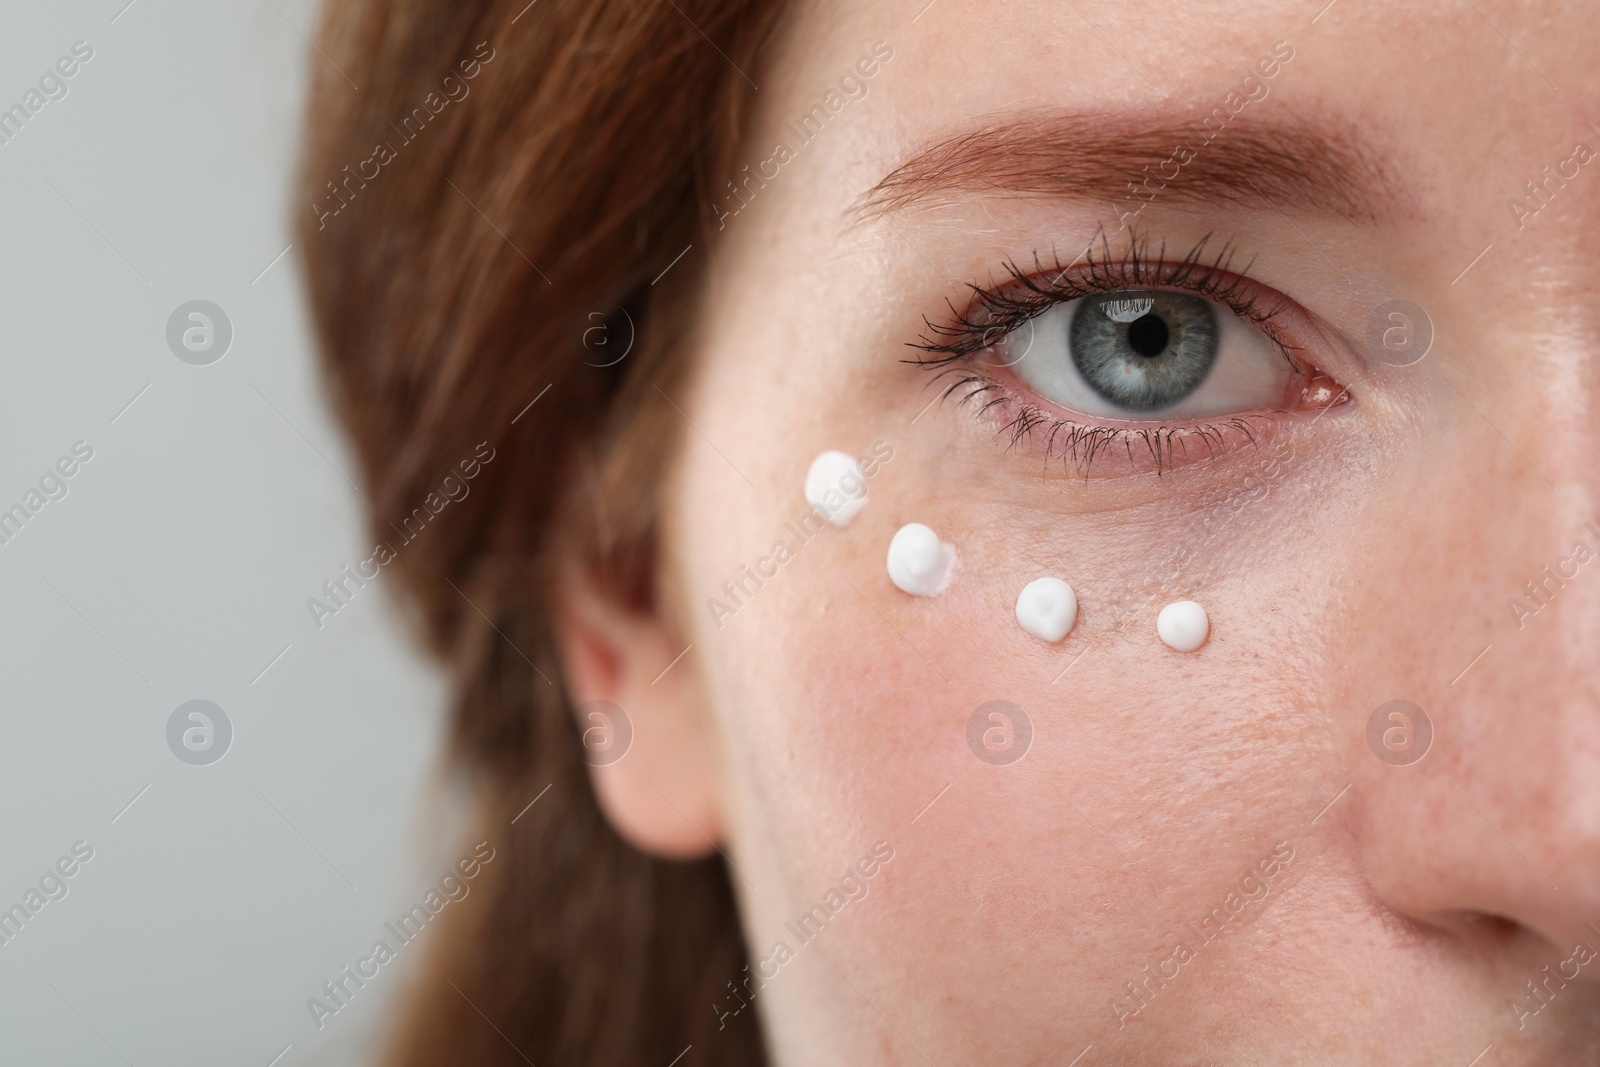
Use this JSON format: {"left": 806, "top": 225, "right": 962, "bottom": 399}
{"left": 0, "top": 3, "right": 456, "bottom": 1064}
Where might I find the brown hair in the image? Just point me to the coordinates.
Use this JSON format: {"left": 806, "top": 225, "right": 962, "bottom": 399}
{"left": 297, "top": 1, "right": 787, "bottom": 1063}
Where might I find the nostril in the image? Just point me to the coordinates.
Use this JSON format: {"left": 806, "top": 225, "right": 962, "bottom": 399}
{"left": 1457, "top": 911, "right": 1522, "bottom": 947}
{"left": 1443, "top": 910, "right": 1600, "bottom": 991}
{"left": 1406, "top": 909, "right": 1527, "bottom": 957}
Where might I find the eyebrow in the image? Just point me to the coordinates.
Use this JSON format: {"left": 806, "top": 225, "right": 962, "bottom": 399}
{"left": 853, "top": 111, "right": 1402, "bottom": 224}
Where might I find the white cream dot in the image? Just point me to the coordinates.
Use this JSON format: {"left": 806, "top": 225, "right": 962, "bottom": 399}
{"left": 1015, "top": 577, "right": 1077, "bottom": 642}
{"left": 886, "top": 523, "right": 955, "bottom": 596}
{"left": 804, "top": 450, "right": 868, "bottom": 527}
{"left": 1157, "top": 600, "right": 1209, "bottom": 652}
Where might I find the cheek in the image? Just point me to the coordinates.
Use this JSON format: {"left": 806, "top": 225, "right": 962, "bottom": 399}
{"left": 664, "top": 240, "right": 1398, "bottom": 1043}
{"left": 667, "top": 402, "right": 1348, "bottom": 1027}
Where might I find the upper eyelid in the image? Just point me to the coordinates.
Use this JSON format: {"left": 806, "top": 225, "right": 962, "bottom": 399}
{"left": 908, "top": 235, "right": 1304, "bottom": 371}
{"left": 897, "top": 236, "right": 1357, "bottom": 479}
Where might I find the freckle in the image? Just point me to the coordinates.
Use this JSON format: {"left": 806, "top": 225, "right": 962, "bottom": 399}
{"left": 886, "top": 523, "right": 955, "bottom": 596}
{"left": 1015, "top": 578, "right": 1077, "bottom": 642}
{"left": 1157, "top": 600, "right": 1209, "bottom": 652}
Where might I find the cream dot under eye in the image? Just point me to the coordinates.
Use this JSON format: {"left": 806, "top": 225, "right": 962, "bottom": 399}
{"left": 1015, "top": 577, "right": 1077, "bottom": 642}
{"left": 1157, "top": 600, "right": 1209, "bottom": 652}
{"left": 804, "top": 450, "right": 868, "bottom": 527}
{"left": 886, "top": 523, "right": 955, "bottom": 597}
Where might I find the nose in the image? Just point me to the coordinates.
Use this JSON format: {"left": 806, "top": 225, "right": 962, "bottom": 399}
{"left": 1349, "top": 434, "right": 1600, "bottom": 962}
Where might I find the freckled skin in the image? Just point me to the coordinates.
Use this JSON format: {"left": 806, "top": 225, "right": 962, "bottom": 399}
{"left": 645, "top": 1, "right": 1600, "bottom": 1062}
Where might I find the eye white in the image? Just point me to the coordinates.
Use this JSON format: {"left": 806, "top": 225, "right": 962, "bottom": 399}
{"left": 992, "top": 295, "right": 1289, "bottom": 420}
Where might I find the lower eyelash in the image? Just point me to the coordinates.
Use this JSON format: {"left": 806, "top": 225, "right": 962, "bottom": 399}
{"left": 908, "top": 229, "right": 1332, "bottom": 476}
{"left": 928, "top": 365, "right": 1275, "bottom": 477}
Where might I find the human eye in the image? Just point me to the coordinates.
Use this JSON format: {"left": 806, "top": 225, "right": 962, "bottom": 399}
{"left": 910, "top": 234, "right": 1347, "bottom": 474}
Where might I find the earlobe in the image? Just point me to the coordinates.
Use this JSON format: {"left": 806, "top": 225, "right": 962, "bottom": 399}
{"left": 555, "top": 569, "right": 722, "bottom": 860}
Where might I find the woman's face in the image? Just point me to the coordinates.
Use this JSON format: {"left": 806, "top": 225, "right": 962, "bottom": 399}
{"left": 613, "top": 0, "right": 1600, "bottom": 1060}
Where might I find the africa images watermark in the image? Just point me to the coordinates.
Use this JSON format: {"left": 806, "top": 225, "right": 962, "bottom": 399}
{"left": 705, "top": 440, "right": 894, "bottom": 629}
{"left": 305, "top": 840, "right": 496, "bottom": 1030}
{"left": 1108, "top": 841, "right": 1296, "bottom": 1029}
{"left": 0, "top": 440, "right": 95, "bottom": 548}
{"left": 0, "top": 840, "right": 95, "bottom": 949}
{"left": 713, "top": 840, "right": 895, "bottom": 1031}
{"left": 1510, "top": 940, "right": 1597, "bottom": 1030}
{"left": 1101, "top": 438, "right": 1296, "bottom": 629}
{"left": 306, "top": 441, "right": 496, "bottom": 630}
{"left": 1505, "top": 522, "right": 1600, "bottom": 630}
{"left": 1112, "top": 40, "right": 1295, "bottom": 232}
{"left": 713, "top": 41, "right": 895, "bottom": 230}
{"left": 1506, "top": 137, "right": 1594, "bottom": 230}
{"left": 310, "top": 41, "right": 496, "bottom": 231}
{"left": 0, "top": 39, "right": 94, "bottom": 148}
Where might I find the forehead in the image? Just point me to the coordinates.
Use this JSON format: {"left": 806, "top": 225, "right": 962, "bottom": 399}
{"left": 747, "top": 0, "right": 1595, "bottom": 229}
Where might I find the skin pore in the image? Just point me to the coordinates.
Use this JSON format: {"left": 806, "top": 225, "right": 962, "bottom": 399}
{"left": 557, "top": 0, "right": 1600, "bottom": 1063}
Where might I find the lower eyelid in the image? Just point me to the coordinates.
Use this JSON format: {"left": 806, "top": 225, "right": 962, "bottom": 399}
{"left": 910, "top": 241, "right": 1355, "bottom": 476}
{"left": 926, "top": 364, "right": 1345, "bottom": 478}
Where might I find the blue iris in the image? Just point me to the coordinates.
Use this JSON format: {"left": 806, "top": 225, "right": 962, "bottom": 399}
{"left": 1069, "top": 290, "right": 1219, "bottom": 411}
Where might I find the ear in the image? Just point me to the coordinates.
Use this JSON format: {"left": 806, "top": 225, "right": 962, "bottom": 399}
{"left": 554, "top": 567, "right": 721, "bottom": 859}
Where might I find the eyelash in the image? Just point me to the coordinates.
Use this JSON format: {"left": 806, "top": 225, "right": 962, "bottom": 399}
{"left": 907, "top": 232, "right": 1328, "bottom": 475}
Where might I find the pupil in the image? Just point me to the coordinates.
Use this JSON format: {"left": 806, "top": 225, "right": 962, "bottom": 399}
{"left": 1126, "top": 313, "right": 1168, "bottom": 358}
